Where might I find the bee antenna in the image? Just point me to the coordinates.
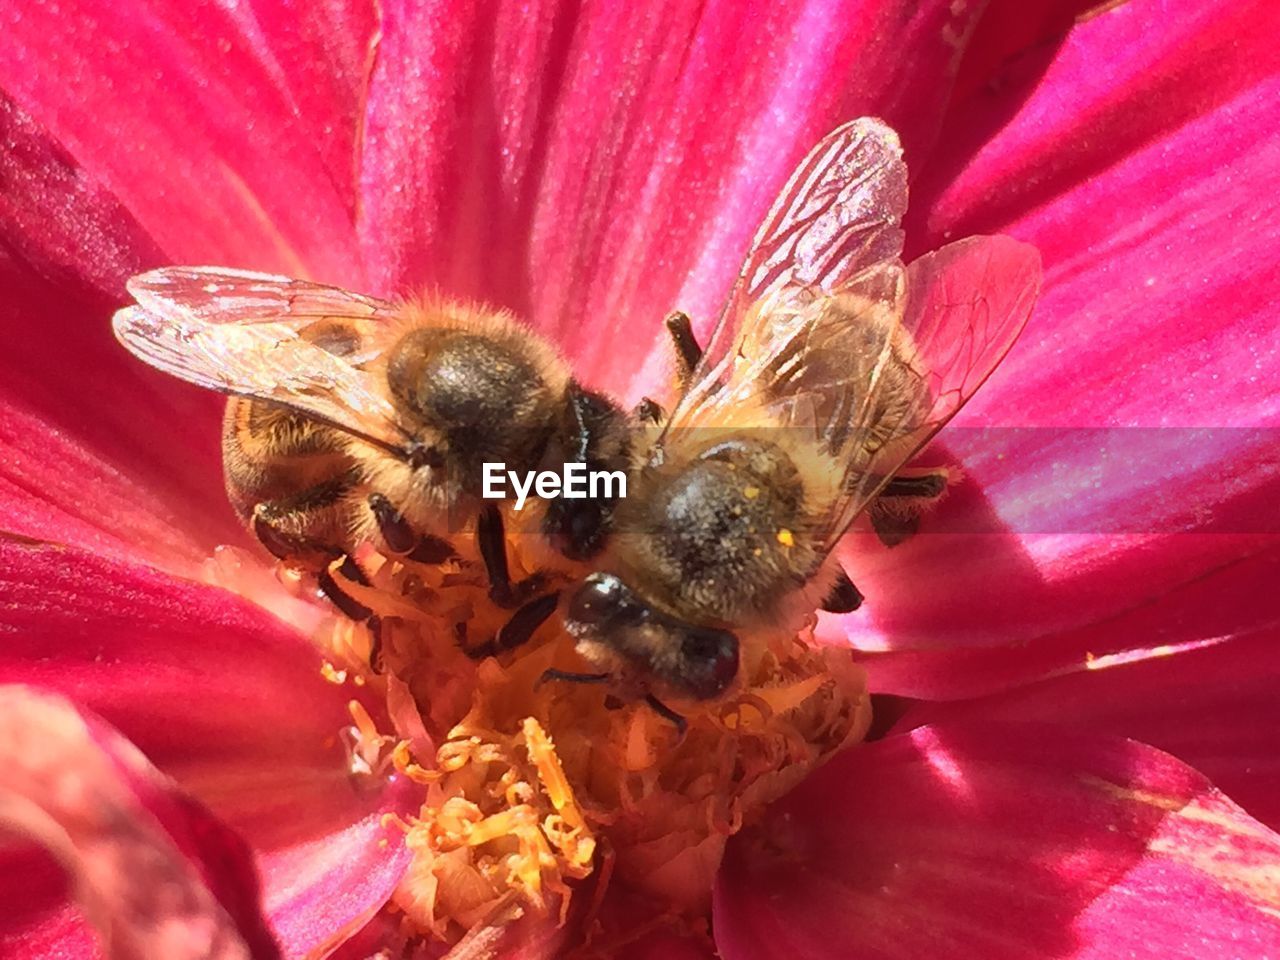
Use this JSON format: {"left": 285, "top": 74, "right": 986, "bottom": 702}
{"left": 644, "top": 694, "right": 688, "bottom": 738}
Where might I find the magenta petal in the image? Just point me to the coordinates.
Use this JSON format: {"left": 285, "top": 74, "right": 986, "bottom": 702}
{"left": 914, "top": 0, "right": 1280, "bottom": 429}
{"left": 356, "top": 0, "right": 989, "bottom": 374}
{"left": 260, "top": 790, "right": 415, "bottom": 959}
{"left": 0, "top": 97, "right": 245, "bottom": 573}
{"left": 715, "top": 722, "right": 1280, "bottom": 960}
{"left": 854, "top": 538, "right": 1280, "bottom": 699}
{"left": 893, "top": 626, "right": 1280, "bottom": 832}
{"left": 950, "top": 0, "right": 1109, "bottom": 103}
{"left": 830, "top": 0, "right": 1280, "bottom": 656}
{"left": 0, "top": 686, "right": 280, "bottom": 959}
{"left": 615, "top": 931, "right": 718, "bottom": 960}
{"left": 0, "top": 396, "right": 238, "bottom": 577}
{"left": 0, "top": 92, "right": 164, "bottom": 297}
{"left": 0, "top": 846, "right": 98, "bottom": 959}
{"left": 0, "top": 1, "right": 366, "bottom": 282}
{"left": 0, "top": 539, "right": 418, "bottom": 956}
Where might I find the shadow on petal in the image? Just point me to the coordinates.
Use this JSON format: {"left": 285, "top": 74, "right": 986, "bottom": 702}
{"left": 715, "top": 720, "right": 1280, "bottom": 960}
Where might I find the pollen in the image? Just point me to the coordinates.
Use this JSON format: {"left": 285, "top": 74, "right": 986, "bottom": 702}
{"left": 320, "top": 661, "right": 348, "bottom": 684}
{"left": 308, "top": 528, "right": 870, "bottom": 950}
{"left": 743, "top": 485, "right": 761, "bottom": 499}
{"left": 776, "top": 528, "right": 795, "bottom": 547}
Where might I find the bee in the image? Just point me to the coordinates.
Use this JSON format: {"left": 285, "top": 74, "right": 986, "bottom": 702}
{"left": 559, "top": 118, "right": 1042, "bottom": 715}
{"left": 112, "top": 276, "right": 633, "bottom": 642}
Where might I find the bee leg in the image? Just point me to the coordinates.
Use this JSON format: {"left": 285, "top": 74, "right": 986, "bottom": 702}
{"left": 496, "top": 593, "right": 560, "bottom": 651}
{"left": 880, "top": 472, "right": 948, "bottom": 499}
{"left": 820, "top": 569, "right": 864, "bottom": 613}
{"left": 664, "top": 311, "right": 703, "bottom": 384}
{"left": 872, "top": 470, "right": 949, "bottom": 547}
{"left": 315, "top": 558, "right": 386, "bottom": 674}
{"left": 643, "top": 694, "right": 688, "bottom": 738}
{"left": 478, "top": 504, "right": 546, "bottom": 608}
{"left": 462, "top": 593, "right": 560, "bottom": 660}
{"left": 367, "top": 493, "right": 458, "bottom": 563}
{"left": 315, "top": 556, "right": 374, "bottom": 620}
{"left": 251, "top": 498, "right": 345, "bottom": 568}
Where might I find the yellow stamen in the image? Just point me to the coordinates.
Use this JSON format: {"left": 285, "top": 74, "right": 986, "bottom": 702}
{"left": 301, "top": 523, "right": 869, "bottom": 948}
{"left": 320, "top": 661, "right": 348, "bottom": 684}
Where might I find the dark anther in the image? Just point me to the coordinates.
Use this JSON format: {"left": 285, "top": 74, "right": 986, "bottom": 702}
{"left": 820, "top": 570, "right": 864, "bottom": 613}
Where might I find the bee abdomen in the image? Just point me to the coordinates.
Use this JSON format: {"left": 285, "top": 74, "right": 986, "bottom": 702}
{"left": 221, "top": 397, "right": 360, "bottom": 525}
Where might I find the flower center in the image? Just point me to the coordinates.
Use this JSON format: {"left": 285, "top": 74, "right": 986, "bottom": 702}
{"left": 313, "top": 534, "right": 870, "bottom": 948}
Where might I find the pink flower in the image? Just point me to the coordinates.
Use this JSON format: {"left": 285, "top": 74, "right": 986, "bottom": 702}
{"left": 3, "top": 0, "right": 1279, "bottom": 957}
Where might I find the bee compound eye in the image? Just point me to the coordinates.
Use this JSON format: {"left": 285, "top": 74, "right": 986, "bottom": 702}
{"left": 682, "top": 628, "right": 740, "bottom": 700}
{"left": 566, "top": 574, "right": 626, "bottom": 626}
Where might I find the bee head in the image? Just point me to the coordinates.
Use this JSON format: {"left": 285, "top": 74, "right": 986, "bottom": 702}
{"left": 565, "top": 573, "right": 739, "bottom": 701}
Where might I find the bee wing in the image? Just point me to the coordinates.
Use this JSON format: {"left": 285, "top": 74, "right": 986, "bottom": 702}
{"left": 815, "top": 234, "right": 1042, "bottom": 551}
{"left": 113, "top": 267, "right": 412, "bottom": 453}
{"left": 653, "top": 117, "right": 909, "bottom": 449}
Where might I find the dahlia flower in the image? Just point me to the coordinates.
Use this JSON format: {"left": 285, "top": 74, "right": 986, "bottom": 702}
{"left": 2, "top": 0, "right": 1279, "bottom": 958}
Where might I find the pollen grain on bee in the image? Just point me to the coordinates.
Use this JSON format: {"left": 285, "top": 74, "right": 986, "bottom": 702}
{"left": 482, "top": 462, "right": 627, "bottom": 511}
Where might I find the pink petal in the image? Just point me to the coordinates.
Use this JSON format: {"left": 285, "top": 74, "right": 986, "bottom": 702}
{"left": 949, "top": 0, "right": 1106, "bottom": 104}
{"left": 0, "top": 107, "right": 251, "bottom": 575}
{"left": 891, "top": 629, "right": 1280, "bottom": 832}
{"left": 0, "top": 96, "right": 243, "bottom": 575}
{"left": 0, "top": 686, "right": 279, "bottom": 959}
{"left": 0, "top": 539, "right": 417, "bottom": 957}
{"left": 355, "top": 0, "right": 989, "bottom": 375}
{"left": 0, "top": 395, "right": 241, "bottom": 578}
{"left": 0, "top": 0, "right": 367, "bottom": 283}
{"left": 0, "top": 92, "right": 164, "bottom": 296}
{"left": 0, "top": 846, "right": 97, "bottom": 958}
{"left": 830, "top": 0, "right": 1280, "bottom": 654}
{"left": 715, "top": 722, "right": 1280, "bottom": 960}
{"left": 853, "top": 537, "right": 1280, "bottom": 699}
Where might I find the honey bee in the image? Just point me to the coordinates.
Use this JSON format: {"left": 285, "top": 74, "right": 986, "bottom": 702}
{"left": 560, "top": 118, "right": 1042, "bottom": 714}
{"left": 112, "top": 276, "right": 633, "bottom": 639}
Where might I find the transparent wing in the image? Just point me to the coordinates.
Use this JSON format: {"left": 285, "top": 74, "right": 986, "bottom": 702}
{"left": 654, "top": 117, "right": 909, "bottom": 446}
{"left": 816, "top": 234, "right": 1042, "bottom": 550}
{"left": 113, "top": 267, "right": 412, "bottom": 452}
